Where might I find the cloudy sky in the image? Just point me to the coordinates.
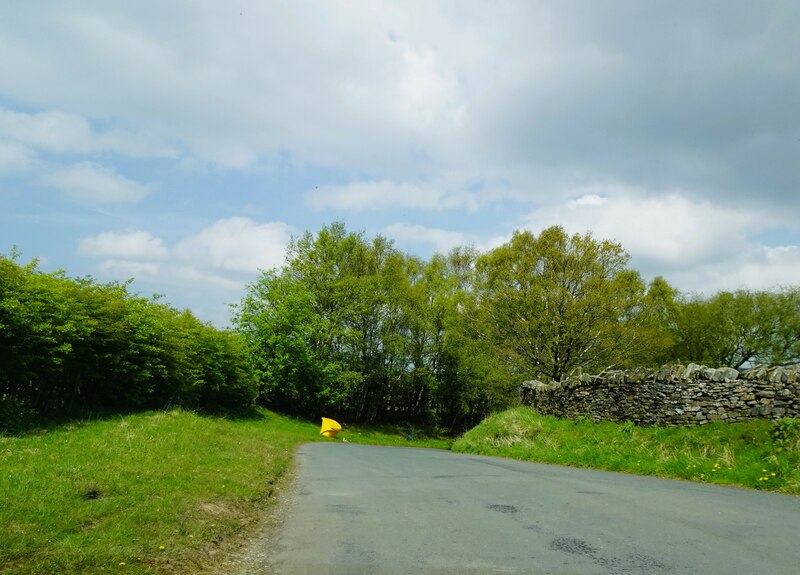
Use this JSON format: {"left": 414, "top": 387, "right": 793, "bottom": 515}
{"left": 2, "top": 1, "right": 798, "bottom": 326}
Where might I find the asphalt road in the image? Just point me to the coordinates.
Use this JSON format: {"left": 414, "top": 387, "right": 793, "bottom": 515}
{"left": 268, "top": 443, "right": 800, "bottom": 574}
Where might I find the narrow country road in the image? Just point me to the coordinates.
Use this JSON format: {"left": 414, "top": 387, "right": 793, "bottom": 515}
{"left": 267, "top": 443, "right": 800, "bottom": 574}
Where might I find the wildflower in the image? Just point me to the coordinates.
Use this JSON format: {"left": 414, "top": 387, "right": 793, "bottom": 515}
{"left": 771, "top": 473, "right": 776, "bottom": 477}
{"left": 159, "top": 545, "right": 166, "bottom": 550}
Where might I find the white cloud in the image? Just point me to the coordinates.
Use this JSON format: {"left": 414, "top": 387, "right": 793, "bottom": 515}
{"left": 78, "top": 230, "right": 168, "bottom": 260}
{"left": 517, "top": 185, "right": 800, "bottom": 295}
{"left": 0, "top": 107, "right": 174, "bottom": 158}
{"left": 384, "top": 223, "right": 477, "bottom": 254}
{"left": 0, "top": 139, "right": 34, "bottom": 172}
{"left": 569, "top": 193, "right": 607, "bottom": 208}
{"left": 0, "top": 1, "right": 796, "bottom": 208}
{"left": 395, "top": 44, "right": 464, "bottom": 130}
{"left": 306, "top": 180, "right": 479, "bottom": 213}
{"left": 0, "top": 108, "right": 95, "bottom": 153}
{"left": 525, "top": 187, "right": 756, "bottom": 267}
{"left": 173, "top": 217, "right": 292, "bottom": 273}
{"left": 97, "top": 260, "right": 160, "bottom": 277}
{"left": 670, "top": 245, "right": 800, "bottom": 295}
{"left": 80, "top": 218, "right": 292, "bottom": 277}
{"left": 0, "top": 3, "right": 482, "bottom": 174}
{"left": 47, "top": 162, "right": 153, "bottom": 204}
{"left": 78, "top": 217, "right": 294, "bottom": 325}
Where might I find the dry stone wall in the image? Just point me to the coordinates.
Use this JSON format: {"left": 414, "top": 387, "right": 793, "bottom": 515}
{"left": 519, "top": 364, "right": 800, "bottom": 426}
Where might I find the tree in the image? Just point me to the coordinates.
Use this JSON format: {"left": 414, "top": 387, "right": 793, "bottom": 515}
{"left": 234, "top": 223, "right": 505, "bottom": 426}
{"left": 234, "top": 223, "right": 398, "bottom": 419}
{"left": 1, "top": 251, "right": 256, "bottom": 418}
{"left": 614, "top": 275, "right": 679, "bottom": 367}
{"left": 671, "top": 287, "right": 800, "bottom": 368}
{"left": 473, "top": 226, "right": 648, "bottom": 381}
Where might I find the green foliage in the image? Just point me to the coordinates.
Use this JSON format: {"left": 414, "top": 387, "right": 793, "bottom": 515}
{"left": 453, "top": 408, "right": 800, "bottom": 493}
{"left": 0, "top": 394, "right": 37, "bottom": 434}
{"left": 234, "top": 222, "right": 512, "bottom": 427}
{"left": 0, "top": 253, "right": 256, "bottom": 418}
{"left": 671, "top": 288, "right": 800, "bottom": 368}
{"left": 472, "top": 226, "right": 668, "bottom": 381}
{"left": 772, "top": 418, "right": 799, "bottom": 453}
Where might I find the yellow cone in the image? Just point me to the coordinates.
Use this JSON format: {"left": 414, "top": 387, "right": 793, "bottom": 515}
{"left": 320, "top": 417, "right": 342, "bottom": 438}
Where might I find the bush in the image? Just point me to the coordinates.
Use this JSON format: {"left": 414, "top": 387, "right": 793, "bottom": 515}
{"left": 0, "top": 253, "right": 257, "bottom": 417}
{"left": 0, "top": 394, "right": 37, "bottom": 434}
{"left": 773, "top": 418, "right": 800, "bottom": 453}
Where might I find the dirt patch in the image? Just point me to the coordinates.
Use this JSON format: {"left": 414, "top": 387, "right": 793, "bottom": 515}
{"left": 182, "top": 467, "right": 298, "bottom": 575}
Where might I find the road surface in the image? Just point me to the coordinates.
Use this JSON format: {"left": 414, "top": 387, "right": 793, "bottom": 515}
{"left": 267, "top": 443, "right": 800, "bottom": 574}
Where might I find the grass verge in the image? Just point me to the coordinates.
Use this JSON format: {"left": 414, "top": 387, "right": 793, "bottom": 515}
{"left": 451, "top": 407, "right": 800, "bottom": 494}
{"left": 337, "top": 421, "right": 452, "bottom": 449}
{"left": 0, "top": 409, "right": 449, "bottom": 574}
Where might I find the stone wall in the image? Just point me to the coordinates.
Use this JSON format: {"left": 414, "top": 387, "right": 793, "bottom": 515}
{"left": 519, "top": 364, "right": 800, "bottom": 426}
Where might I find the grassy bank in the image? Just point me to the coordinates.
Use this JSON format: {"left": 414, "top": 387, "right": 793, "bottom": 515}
{"left": 452, "top": 407, "right": 800, "bottom": 494}
{"left": 0, "top": 409, "right": 450, "bottom": 574}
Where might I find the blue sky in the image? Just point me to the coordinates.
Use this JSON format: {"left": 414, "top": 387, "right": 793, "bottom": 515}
{"left": 1, "top": 1, "right": 799, "bottom": 326}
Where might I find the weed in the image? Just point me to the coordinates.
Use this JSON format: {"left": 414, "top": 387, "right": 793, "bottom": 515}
{"left": 772, "top": 418, "right": 799, "bottom": 453}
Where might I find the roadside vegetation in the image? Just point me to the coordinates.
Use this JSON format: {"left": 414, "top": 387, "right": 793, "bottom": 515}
{"left": 0, "top": 408, "right": 449, "bottom": 575}
{"left": 0, "top": 250, "right": 256, "bottom": 432}
{"left": 453, "top": 408, "right": 800, "bottom": 494}
{"left": 2, "top": 223, "right": 799, "bottom": 573}
{"left": 234, "top": 222, "right": 800, "bottom": 431}
{"left": 5, "top": 224, "right": 799, "bottom": 432}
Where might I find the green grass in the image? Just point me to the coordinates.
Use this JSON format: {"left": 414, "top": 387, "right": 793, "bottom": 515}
{"left": 337, "top": 421, "right": 452, "bottom": 449}
{"left": 452, "top": 407, "right": 800, "bottom": 494}
{"left": 0, "top": 409, "right": 448, "bottom": 574}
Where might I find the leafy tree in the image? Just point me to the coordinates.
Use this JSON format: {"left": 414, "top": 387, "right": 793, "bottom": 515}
{"left": 671, "top": 287, "right": 800, "bottom": 368}
{"left": 473, "top": 226, "right": 650, "bottom": 381}
{"left": 234, "top": 223, "right": 503, "bottom": 426}
{"left": 613, "top": 275, "right": 679, "bottom": 368}
{"left": 1, "top": 251, "right": 256, "bottom": 419}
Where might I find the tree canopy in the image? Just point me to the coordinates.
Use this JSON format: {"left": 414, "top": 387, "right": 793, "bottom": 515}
{"left": 0, "top": 252, "right": 256, "bottom": 426}
{"left": 234, "top": 222, "right": 514, "bottom": 428}
{"left": 671, "top": 287, "right": 800, "bottom": 368}
{"left": 472, "top": 226, "right": 651, "bottom": 381}
{"left": 4, "top": 221, "right": 799, "bottom": 430}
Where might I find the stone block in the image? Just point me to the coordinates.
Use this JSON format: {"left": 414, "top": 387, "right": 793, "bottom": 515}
{"left": 682, "top": 363, "right": 702, "bottom": 380}
{"left": 711, "top": 367, "right": 739, "bottom": 382}
{"left": 770, "top": 367, "right": 788, "bottom": 383}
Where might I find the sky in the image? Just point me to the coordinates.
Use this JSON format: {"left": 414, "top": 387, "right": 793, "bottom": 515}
{"left": 1, "top": 1, "right": 799, "bottom": 326}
